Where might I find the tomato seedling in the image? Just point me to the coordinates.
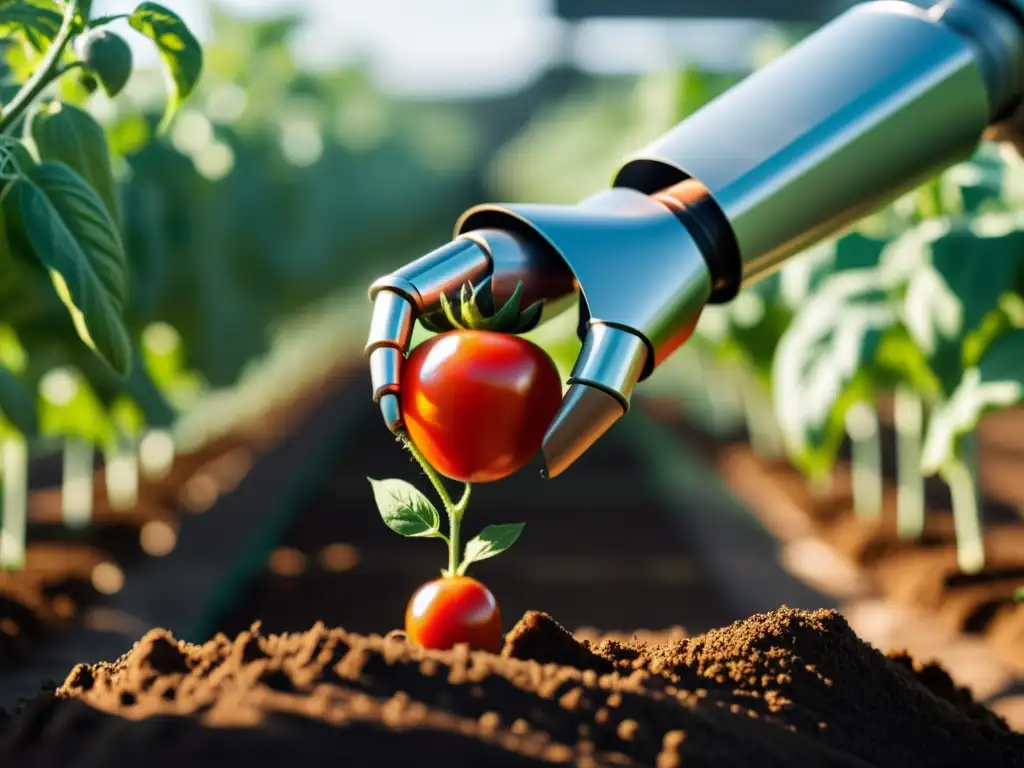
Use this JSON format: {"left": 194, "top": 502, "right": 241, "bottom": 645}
{"left": 369, "top": 279, "right": 559, "bottom": 652}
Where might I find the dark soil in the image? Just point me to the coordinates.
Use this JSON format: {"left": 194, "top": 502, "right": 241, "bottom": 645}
{"left": 0, "top": 606, "right": 1020, "bottom": 767}
{"left": 0, "top": 357, "right": 356, "bottom": 677}
{"left": 640, "top": 399, "right": 1024, "bottom": 680}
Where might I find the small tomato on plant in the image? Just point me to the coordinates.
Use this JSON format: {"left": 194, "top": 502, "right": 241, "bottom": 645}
{"left": 405, "top": 575, "right": 502, "bottom": 653}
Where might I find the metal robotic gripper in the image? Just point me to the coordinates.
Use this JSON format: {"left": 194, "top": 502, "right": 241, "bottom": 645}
{"left": 366, "top": 0, "right": 1024, "bottom": 479}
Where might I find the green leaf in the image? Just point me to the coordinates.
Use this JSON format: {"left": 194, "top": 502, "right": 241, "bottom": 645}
{"left": 76, "top": 29, "right": 133, "bottom": 98}
{"left": 0, "top": 2, "right": 62, "bottom": 53}
{"left": 459, "top": 282, "right": 487, "bottom": 328}
{"left": 367, "top": 477, "right": 442, "bottom": 538}
{"left": 88, "top": 13, "right": 129, "bottom": 28}
{"left": 128, "top": 2, "right": 203, "bottom": 133}
{"left": 7, "top": 161, "right": 131, "bottom": 375}
{"left": 28, "top": 101, "right": 120, "bottom": 226}
{"left": 899, "top": 214, "right": 1021, "bottom": 395}
{"left": 486, "top": 279, "right": 524, "bottom": 330}
{"left": 458, "top": 522, "right": 524, "bottom": 573}
{"left": 438, "top": 291, "right": 466, "bottom": 331}
{"left": 109, "top": 393, "right": 144, "bottom": 438}
{"left": 772, "top": 269, "right": 897, "bottom": 476}
{"left": 0, "top": 365, "right": 37, "bottom": 437}
{"left": 922, "top": 329, "right": 1024, "bottom": 474}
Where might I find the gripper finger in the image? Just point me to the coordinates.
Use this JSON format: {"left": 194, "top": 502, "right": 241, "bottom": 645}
{"left": 366, "top": 290, "right": 414, "bottom": 432}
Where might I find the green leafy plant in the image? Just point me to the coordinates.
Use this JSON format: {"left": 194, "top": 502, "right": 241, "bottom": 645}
{"left": 0, "top": 0, "right": 202, "bottom": 376}
{"left": 0, "top": 0, "right": 204, "bottom": 569}
{"left": 770, "top": 149, "right": 1024, "bottom": 573}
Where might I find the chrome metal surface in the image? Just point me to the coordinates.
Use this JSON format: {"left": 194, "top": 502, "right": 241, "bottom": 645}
{"left": 368, "top": 238, "right": 491, "bottom": 310}
{"left": 568, "top": 324, "right": 649, "bottom": 407}
{"left": 458, "top": 187, "right": 713, "bottom": 376}
{"left": 939, "top": 0, "right": 1024, "bottom": 117}
{"left": 542, "top": 383, "right": 626, "bottom": 479}
{"left": 368, "top": 347, "right": 401, "bottom": 402}
{"left": 365, "top": 290, "right": 414, "bottom": 355}
{"left": 462, "top": 228, "right": 576, "bottom": 321}
{"left": 614, "top": 0, "right": 1005, "bottom": 285}
{"left": 378, "top": 393, "right": 402, "bottom": 434}
{"left": 540, "top": 324, "right": 649, "bottom": 478}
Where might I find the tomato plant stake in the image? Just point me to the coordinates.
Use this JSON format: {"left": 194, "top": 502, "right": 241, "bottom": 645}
{"left": 0, "top": 436, "right": 27, "bottom": 570}
{"left": 894, "top": 385, "right": 926, "bottom": 541}
{"left": 845, "top": 401, "right": 883, "bottom": 520}
{"left": 941, "top": 431, "right": 986, "bottom": 575}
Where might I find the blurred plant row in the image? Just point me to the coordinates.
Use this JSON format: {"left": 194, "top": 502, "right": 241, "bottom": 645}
{"left": 658, "top": 142, "right": 1024, "bottom": 580}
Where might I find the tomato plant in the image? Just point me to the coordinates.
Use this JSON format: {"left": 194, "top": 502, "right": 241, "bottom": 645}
{"left": 767, "top": 145, "right": 1024, "bottom": 574}
{"left": 0, "top": 0, "right": 204, "bottom": 569}
{"left": 367, "top": 281, "right": 555, "bottom": 650}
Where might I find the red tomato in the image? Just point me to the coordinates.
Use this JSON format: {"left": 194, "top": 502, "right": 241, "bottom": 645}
{"left": 401, "top": 330, "right": 562, "bottom": 483}
{"left": 405, "top": 575, "right": 502, "bottom": 652}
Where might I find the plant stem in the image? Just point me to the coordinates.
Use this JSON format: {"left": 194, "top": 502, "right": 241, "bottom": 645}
{"left": 941, "top": 432, "right": 986, "bottom": 575}
{"left": 846, "top": 401, "right": 883, "bottom": 520}
{"left": 0, "top": 1, "right": 82, "bottom": 133}
{"left": 0, "top": 437, "right": 27, "bottom": 570}
{"left": 894, "top": 385, "right": 925, "bottom": 541}
{"left": 123, "top": 342, "right": 178, "bottom": 428}
{"left": 62, "top": 436, "right": 94, "bottom": 529}
{"left": 104, "top": 436, "right": 138, "bottom": 512}
{"left": 738, "top": 370, "right": 783, "bottom": 460}
{"left": 808, "top": 471, "right": 833, "bottom": 499}
{"left": 138, "top": 428, "right": 174, "bottom": 481}
{"left": 397, "top": 432, "right": 471, "bottom": 576}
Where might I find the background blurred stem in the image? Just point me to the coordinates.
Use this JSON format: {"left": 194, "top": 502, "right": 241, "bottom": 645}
{"left": 121, "top": 341, "right": 177, "bottom": 428}
{"left": 894, "top": 385, "right": 926, "bottom": 540}
{"left": 941, "top": 431, "right": 986, "bottom": 575}
{"left": 738, "top": 370, "right": 783, "bottom": 460}
{"left": 846, "top": 401, "right": 883, "bottom": 519}
{"left": 0, "top": 437, "right": 27, "bottom": 570}
{"left": 704, "top": 357, "right": 743, "bottom": 437}
{"left": 104, "top": 434, "right": 138, "bottom": 512}
{"left": 808, "top": 471, "right": 834, "bottom": 498}
{"left": 61, "top": 437, "right": 94, "bottom": 529}
{"left": 139, "top": 428, "right": 175, "bottom": 481}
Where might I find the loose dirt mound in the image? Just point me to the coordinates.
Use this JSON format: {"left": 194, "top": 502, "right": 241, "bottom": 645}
{"left": 0, "top": 607, "right": 1020, "bottom": 767}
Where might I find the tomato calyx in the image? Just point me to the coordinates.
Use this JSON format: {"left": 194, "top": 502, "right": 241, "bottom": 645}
{"left": 367, "top": 431, "right": 525, "bottom": 581}
{"left": 419, "top": 278, "right": 543, "bottom": 335}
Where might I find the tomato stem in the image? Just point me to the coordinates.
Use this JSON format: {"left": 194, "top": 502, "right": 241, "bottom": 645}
{"left": 0, "top": 0, "right": 83, "bottom": 133}
{"left": 397, "top": 431, "right": 472, "bottom": 576}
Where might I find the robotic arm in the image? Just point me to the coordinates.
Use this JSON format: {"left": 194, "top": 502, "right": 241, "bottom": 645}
{"left": 365, "top": 0, "right": 1024, "bottom": 479}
